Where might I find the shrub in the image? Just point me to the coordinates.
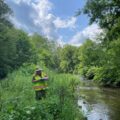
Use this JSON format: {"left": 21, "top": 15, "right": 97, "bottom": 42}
{"left": 93, "top": 66, "right": 118, "bottom": 86}
{"left": 79, "top": 66, "right": 89, "bottom": 77}
{"left": 86, "top": 66, "right": 96, "bottom": 80}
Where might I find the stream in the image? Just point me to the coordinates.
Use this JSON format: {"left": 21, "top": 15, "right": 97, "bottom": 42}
{"left": 78, "top": 78, "right": 120, "bottom": 120}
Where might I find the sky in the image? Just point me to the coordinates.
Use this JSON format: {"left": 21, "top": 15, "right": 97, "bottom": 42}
{"left": 5, "top": 0, "right": 102, "bottom": 46}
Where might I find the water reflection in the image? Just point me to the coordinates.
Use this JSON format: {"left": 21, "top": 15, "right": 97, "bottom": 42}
{"left": 78, "top": 80, "right": 120, "bottom": 120}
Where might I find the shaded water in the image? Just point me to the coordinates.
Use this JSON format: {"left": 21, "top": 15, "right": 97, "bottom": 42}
{"left": 78, "top": 78, "right": 120, "bottom": 120}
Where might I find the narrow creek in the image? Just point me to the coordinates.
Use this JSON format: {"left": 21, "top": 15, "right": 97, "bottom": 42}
{"left": 78, "top": 78, "right": 120, "bottom": 120}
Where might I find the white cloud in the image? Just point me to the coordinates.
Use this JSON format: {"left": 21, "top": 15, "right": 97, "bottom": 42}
{"left": 31, "top": 0, "right": 77, "bottom": 40}
{"left": 10, "top": 0, "right": 32, "bottom": 5}
{"left": 8, "top": 0, "right": 77, "bottom": 43}
{"left": 31, "top": 0, "right": 56, "bottom": 40}
{"left": 69, "top": 24, "right": 103, "bottom": 46}
{"left": 54, "top": 17, "right": 77, "bottom": 29}
{"left": 6, "top": 0, "right": 103, "bottom": 47}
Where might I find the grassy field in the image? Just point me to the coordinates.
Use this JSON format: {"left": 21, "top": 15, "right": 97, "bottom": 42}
{"left": 0, "top": 64, "right": 84, "bottom": 120}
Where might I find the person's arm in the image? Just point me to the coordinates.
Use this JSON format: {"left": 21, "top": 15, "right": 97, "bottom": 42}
{"left": 32, "top": 76, "right": 38, "bottom": 83}
{"left": 32, "top": 77, "right": 46, "bottom": 82}
{"left": 42, "top": 72, "right": 48, "bottom": 81}
{"left": 41, "top": 77, "right": 48, "bottom": 81}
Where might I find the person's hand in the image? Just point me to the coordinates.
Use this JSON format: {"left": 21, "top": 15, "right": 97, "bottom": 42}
{"left": 32, "top": 80, "right": 38, "bottom": 83}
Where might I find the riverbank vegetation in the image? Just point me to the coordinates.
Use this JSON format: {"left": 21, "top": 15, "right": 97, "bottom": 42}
{"left": 77, "top": 0, "right": 120, "bottom": 87}
{"left": 0, "top": 64, "right": 84, "bottom": 120}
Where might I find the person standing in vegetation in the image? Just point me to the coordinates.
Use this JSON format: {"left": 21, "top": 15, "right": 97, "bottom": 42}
{"left": 32, "top": 68, "right": 48, "bottom": 100}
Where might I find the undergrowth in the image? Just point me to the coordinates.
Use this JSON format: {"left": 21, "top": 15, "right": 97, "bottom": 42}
{"left": 0, "top": 64, "right": 84, "bottom": 120}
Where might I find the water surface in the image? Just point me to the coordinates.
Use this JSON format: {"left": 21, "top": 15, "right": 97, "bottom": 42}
{"left": 78, "top": 79, "right": 120, "bottom": 120}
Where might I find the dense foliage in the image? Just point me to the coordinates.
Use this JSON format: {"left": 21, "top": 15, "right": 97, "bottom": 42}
{"left": 77, "top": 0, "right": 120, "bottom": 87}
{"left": 83, "top": 0, "right": 120, "bottom": 29}
{"left": 0, "top": 64, "right": 84, "bottom": 120}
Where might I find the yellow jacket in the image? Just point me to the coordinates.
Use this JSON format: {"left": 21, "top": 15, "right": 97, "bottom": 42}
{"left": 32, "top": 72, "right": 48, "bottom": 91}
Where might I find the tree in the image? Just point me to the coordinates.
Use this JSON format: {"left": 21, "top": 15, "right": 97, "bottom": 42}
{"left": 0, "top": 27, "right": 34, "bottom": 78}
{"left": 13, "top": 30, "right": 33, "bottom": 68}
{"left": 59, "top": 45, "right": 79, "bottom": 73}
{"left": 0, "top": 0, "right": 12, "bottom": 27}
{"left": 0, "top": 24, "right": 16, "bottom": 78}
{"left": 82, "top": 0, "right": 120, "bottom": 40}
{"left": 76, "top": 40, "right": 107, "bottom": 79}
{"left": 80, "top": 40, "right": 103, "bottom": 66}
{"left": 78, "top": 0, "right": 120, "bottom": 86}
{"left": 93, "top": 39, "right": 120, "bottom": 86}
{"left": 30, "top": 34, "right": 59, "bottom": 69}
{"left": 83, "top": 0, "right": 120, "bottom": 29}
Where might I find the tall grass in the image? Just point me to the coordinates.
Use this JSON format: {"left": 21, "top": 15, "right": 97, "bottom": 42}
{"left": 0, "top": 64, "right": 84, "bottom": 120}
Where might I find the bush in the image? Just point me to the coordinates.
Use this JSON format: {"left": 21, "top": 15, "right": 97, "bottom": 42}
{"left": 79, "top": 66, "right": 89, "bottom": 77}
{"left": 93, "top": 66, "right": 118, "bottom": 86}
{"left": 86, "top": 66, "right": 96, "bottom": 80}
